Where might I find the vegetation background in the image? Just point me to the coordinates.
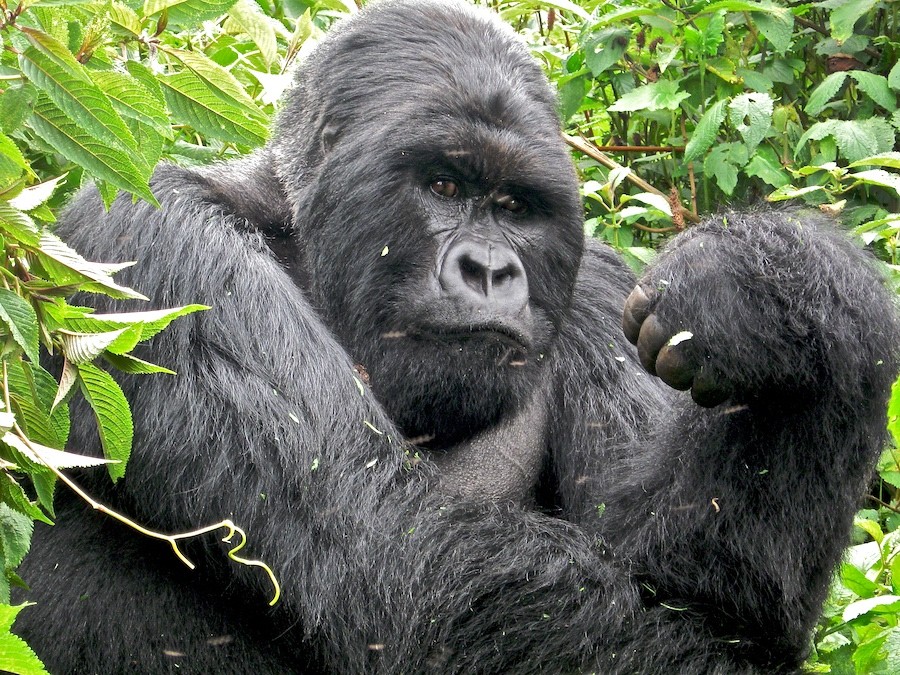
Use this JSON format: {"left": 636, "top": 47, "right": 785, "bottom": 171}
{"left": 0, "top": 0, "right": 899, "bottom": 672}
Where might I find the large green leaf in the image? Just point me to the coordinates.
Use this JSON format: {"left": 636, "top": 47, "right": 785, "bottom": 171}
{"left": 160, "top": 71, "right": 268, "bottom": 146}
{"left": 828, "top": 0, "right": 878, "bottom": 43}
{"left": 63, "top": 305, "right": 207, "bottom": 341}
{"left": 744, "top": 146, "right": 790, "bottom": 188}
{"left": 90, "top": 70, "right": 173, "bottom": 140}
{"left": 728, "top": 93, "right": 773, "bottom": 155}
{"left": 76, "top": 363, "right": 133, "bottom": 482}
{"left": 805, "top": 72, "right": 847, "bottom": 116}
{"left": 753, "top": 9, "right": 793, "bottom": 53}
{"left": 582, "top": 27, "right": 631, "bottom": 78}
{"left": 143, "top": 0, "right": 239, "bottom": 26}
{"left": 684, "top": 99, "right": 728, "bottom": 163}
{"left": 799, "top": 119, "right": 896, "bottom": 163}
{"left": 0, "top": 290, "right": 39, "bottom": 365}
{"left": 18, "top": 30, "right": 137, "bottom": 157}
{"left": 608, "top": 81, "right": 690, "bottom": 112}
{"left": 849, "top": 72, "right": 897, "bottom": 112}
{"left": 0, "top": 604, "right": 48, "bottom": 675}
{"left": 228, "top": 0, "right": 278, "bottom": 67}
{"left": 28, "top": 96, "right": 157, "bottom": 205}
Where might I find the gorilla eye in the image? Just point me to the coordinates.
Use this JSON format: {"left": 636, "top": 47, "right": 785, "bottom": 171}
{"left": 495, "top": 193, "right": 528, "bottom": 215}
{"left": 430, "top": 179, "right": 460, "bottom": 199}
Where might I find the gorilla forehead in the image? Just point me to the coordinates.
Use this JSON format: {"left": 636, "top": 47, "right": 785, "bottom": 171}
{"left": 277, "top": 0, "right": 560, "bottom": 146}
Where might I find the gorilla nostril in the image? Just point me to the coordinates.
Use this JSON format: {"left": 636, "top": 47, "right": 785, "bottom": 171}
{"left": 493, "top": 266, "right": 517, "bottom": 288}
{"left": 459, "top": 255, "right": 488, "bottom": 294}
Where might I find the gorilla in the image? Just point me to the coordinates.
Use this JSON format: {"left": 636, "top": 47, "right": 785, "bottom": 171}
{"left": 15, "top": 1, "right": 900, "bottom": 673}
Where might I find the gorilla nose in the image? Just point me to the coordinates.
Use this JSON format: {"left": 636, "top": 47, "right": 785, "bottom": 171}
{"left": 440, "top": 239, "right": 528, "bottom": 314}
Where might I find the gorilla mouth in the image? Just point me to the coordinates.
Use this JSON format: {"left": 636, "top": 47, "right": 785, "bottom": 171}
{"left": 409, "top": 323, "right": 531, "bottom": 352}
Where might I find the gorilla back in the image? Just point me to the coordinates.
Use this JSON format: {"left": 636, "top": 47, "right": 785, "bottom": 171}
{"left": 16, "top": 1, "right": 900, "bottom": 673}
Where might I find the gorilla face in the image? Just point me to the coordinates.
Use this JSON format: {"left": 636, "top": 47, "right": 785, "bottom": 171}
{"left": 278, "top": 1, "right": 584, "bottom": 444}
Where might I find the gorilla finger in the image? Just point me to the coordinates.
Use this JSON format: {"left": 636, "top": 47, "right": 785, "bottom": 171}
{"left": 623, "top": 285, "right": 654, "bottom": 345}
{"left": 690, "top": 365, "right": 731, "bottom": 408}
{"left": 636, "top": 314, "right": 669, "bottom": 376}
{"left": 655, "top": 344, "right": 695, "bottom": 391}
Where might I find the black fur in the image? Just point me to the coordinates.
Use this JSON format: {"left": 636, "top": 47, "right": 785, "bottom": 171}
{"left": 15, "top": 1, "right": 900, "bottom": 673}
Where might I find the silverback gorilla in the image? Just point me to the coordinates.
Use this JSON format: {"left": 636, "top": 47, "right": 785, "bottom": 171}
{"left": 15, "top": 1, "right": 900, "bottom": 673}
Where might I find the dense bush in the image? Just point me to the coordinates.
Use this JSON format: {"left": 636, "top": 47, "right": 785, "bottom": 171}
{"left": 0, "top": 0, "right": 897, "bottom": 671}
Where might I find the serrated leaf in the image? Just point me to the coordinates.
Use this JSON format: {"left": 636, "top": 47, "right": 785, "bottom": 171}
{"left": 624, "top": 192, "right": 672, "bottom": 216}
{"left": 0, "top": 203, "right": 40, "bottom": 247}
{"left": 63, "top": 305, "right": 207, "bottom": 341}
{"left": 766, "top": 184, "right": 827, "bottom": 201}
{"left": 849, "top": 71, "right": 897, "bottom": 112}
{"left": 58, "top": 327, "right": 131, "bottom": 364}
{"left": 890, "top": 60, "right": 900, "bottom": 92}
{"left": 684, "top": 98, "right": 728, "bottom": 162}
{"left": 582, "top": 27, "right": 630, "bottom": 78}
{"left": 704, "top": 144, "right": 743, "bottom": 195}
{"left": 829, "top": 0, "right": 878, "bottom": 44}
{"left": 852, "top": 169, "right": 900, "bottom": 198}
{"left": 744, "top": 146, "right": 790, "bottom": 188}
{"left": 609, "top": 81, "right": 690, "bottom": 112}
{"left": 6, "top": 361, "right": 70, "bottom": 449}
{"left": 849, "top": 152, "right": 900, "bottom": 169}
{"left": 77, "top": 362, "right": 132, "bottom": 481}
{"left": 842, "top": 595, "right": 900, "bottom": 622}
{"left": 0, "top": 290, "right": 39, "bottom": 365}
{"left": 31, "top": 231, "right": 148, "bottom": 301}
{"left": 29, "top": 95, "right": 157, "bottom": 205}
{"left": 0, "top": 474, "right": 51, "bottom": 525}
{"left": 108, "top": 1, "right": 142, "bottom": 37}
{"left": 0, "top": 504, "right": 32, "bottom": 570}
{"left": 728, "top": 93, "right": 773, "bottom": 155}
{"left": 90, "top": 70, "right": 172, "bottom": 141}
{"left": 103, "top": 352, "right": 176, "bottom": 375}
{"left": 51, "top": 359, "right": 77, "bottom": 412}
{"left": 228, "top": 0, "right": 277, "bottom": 67}
{"left": 0, "top": 134, "right": 27, "bottom": 190}
{"left": 0, "top": 604, "right": 49, "bottom": 675}
{"left": 2, "top": 432, "right": 116, "bottom": 470}
{"left": 18, "top": 33, "right": 138, "bottom": 157}
{"left": 753, "top": 9, "right": 793, "bottom": 53}
{"left": 144, "top": 0, "right": 239, "bottom": 26}
{"left": 0, "top": 84, "right": 37, "bottom": 135}
{"left": 797, "top": 119, "right": 895, "bottom": 163}
{"left": 8, "top": 175, "right": 65, "bottom": 212}
{"left": 160, "top": 71, "right": 268, "bottom": 146}
{"left": 685, "top": 12, "right": 725, "bottom": 58}
{"left": 805, "top": 72, "right": 847, "bottom": 116}
{"left": 840, "top": 562, "right": 879, "bottom": 598}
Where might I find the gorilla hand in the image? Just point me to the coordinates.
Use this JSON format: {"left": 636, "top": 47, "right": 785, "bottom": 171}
{"left": 622, "top": 209, "right": 887, "bottom": 409}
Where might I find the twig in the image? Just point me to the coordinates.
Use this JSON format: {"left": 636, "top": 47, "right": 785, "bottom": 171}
{"left": 564, "top": 135, "right": 701, "bottom": 225}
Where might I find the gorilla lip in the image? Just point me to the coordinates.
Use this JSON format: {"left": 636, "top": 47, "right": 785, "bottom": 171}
{"left": 411, "top": 324, "right": 531, "bottom": 352}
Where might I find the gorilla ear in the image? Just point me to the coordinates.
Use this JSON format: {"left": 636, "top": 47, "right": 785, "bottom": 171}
{"left": 321, "top": 122, "right": 341, "bottom": 154}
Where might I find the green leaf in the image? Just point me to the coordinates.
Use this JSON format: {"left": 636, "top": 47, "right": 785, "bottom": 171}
{"left": 704, "top": 143, "right": 747, "bottom": 196}
{"left": 0, "top": 474, "right": 51, "bottom": 525}
{"left": 852, "top": 169, "right": 900, "bottom": 198}
{"left": 28, "top": 95, "right": 157, "bottom": 205}
{"left": 840, "top": 562, "right": 879, "bottom": 598}
{"left": 103, "top": 352, "right": 176, "bottom": 375}
{"left": 608, "top": 81, "right": 690, "bottom": 112}
{"left": 30, "top": 231, "right": 149, "bottom": 301}
{"left": 63, "top": 305, "right": 207, "bottom": 342}
{"left": 684, "top": 98, "right": 728, "bottom": 163}
{"left": 842, "top": 595, "right": 900, "bottom": 622}
{"left": 728, "top": 92, "right": 773, "bottom": 155}
{"left": 582, "top": 27, "right": 630, "bottom": 78}
{"left": 0, "top": 504, "right": 32, "bottom": 570}
{"left": 744, "top": 146, "right": 790, "bottom": 188}
{"left": 849, "top": 71, "right": 897, "bottom": 112}
{"left": 159, "top": 71, "right": 268, "bottom": 146}
{"left": 797, "top": 119, "right": 896, "bottom": 163}
{"left": 90, "top": 70, "right": 173, "bottom": 141}
{"left": 228, "top": 0, "right": 278, "bottom": 67}
{"left": 829, "top": 0, "right": 878, "bottom": 44}
{"left": 0, "top": 203, "right": 40, "bottom": 247}
{"left": 143, "top": 0, "right": 239, "bottom": 26}
{"left": 6, "top": 361, "right": 69, "bottom": 448}
{"left": 77, "top": 362, "right": 133, "bottom": 482}
{"left": 58, "top": 327, "right": 136, "bottom": 364}
{"left": 8, "top": 176, "right": 65, "bottom": 213}
{"left": 0, "top": 84, "right": 37, "bottom": 135}
{"left": 18, "top": 31, "right": 138, "bottom": 157}
{"left": 1, "top": 432, "right": 116, "bottom": 470}
{"left": 849, "top": 152, "right": 900, "bottom": 170}
{"left": 108, "top": 1, "right": 142, "bottom": 37}
{"left": 889, "top": 60, "right": 900, "bottom": 92}
{"left": 753, "top": 9, "right": 793, "bottom": 53}
{"left": 685, "top": 12, "right": 725, "bottom": 57}
{"left": 0, "top": 604, "right": 49, "bottom": 675}
{"left": 0, "top": 290, "right": 39, "bottom": 365}
{"left": 805, "top": 72, "right": 847, "bottom": 116}
{"left": 0, "top": 135, "right": 27, "bottom": 193}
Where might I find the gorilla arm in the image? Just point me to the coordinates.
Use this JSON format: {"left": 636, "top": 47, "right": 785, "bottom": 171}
{"left": 552, "top": 210, "right": 900, "bottom": 670}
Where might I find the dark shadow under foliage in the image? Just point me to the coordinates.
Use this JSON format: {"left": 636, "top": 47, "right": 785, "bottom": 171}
{"left": 15, "top": 1, "right": 900, "bottom": 673}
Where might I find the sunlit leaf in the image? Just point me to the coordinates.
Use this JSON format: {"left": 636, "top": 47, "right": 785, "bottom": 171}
{"left": 77, "top": 363, "right": 133, "bottom": 482}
